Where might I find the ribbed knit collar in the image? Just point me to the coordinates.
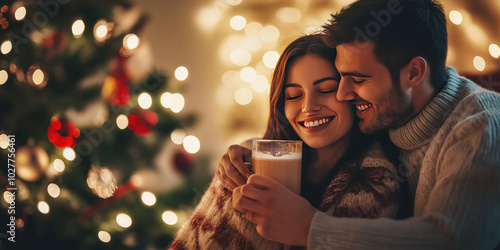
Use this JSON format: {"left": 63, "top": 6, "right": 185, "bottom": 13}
{"left": 389, "top": 67, "right": 464, "bottom": 150}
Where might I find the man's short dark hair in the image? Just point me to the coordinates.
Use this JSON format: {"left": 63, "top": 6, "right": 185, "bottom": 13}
{"left": 324, "top": 0, "right": 448, "bottom": 92}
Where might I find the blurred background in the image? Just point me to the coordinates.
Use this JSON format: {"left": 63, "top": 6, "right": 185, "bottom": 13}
{"left": 0, "top": 0, "right": 499, "bottom": 249}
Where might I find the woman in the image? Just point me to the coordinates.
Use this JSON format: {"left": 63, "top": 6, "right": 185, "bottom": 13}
{"left": 169, "top": 34, "right": 401, "bottom": 249}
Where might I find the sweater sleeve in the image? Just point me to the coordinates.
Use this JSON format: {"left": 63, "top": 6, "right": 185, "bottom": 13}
{"left": 169, "top": 175, "right": 281, "bottom": 250}
{"left": 308, "top": 110, "right": 500, "bottom": 249}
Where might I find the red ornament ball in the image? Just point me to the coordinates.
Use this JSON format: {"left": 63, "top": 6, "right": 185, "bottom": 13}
{"left": 127, "top": 108, "right": 158, "bottom": 135}
{"left": 173, "top": 148, "right": 195, "bottom": 174}
{"left": 47, "top": 116, "right": 80, "bottom": 148}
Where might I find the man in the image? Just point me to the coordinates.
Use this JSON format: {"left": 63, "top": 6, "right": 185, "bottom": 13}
{"left": 218, "top": 0, "right": 500, "bottom": 248}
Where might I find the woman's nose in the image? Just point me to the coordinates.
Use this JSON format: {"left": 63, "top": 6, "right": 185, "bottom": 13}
{"left": 301, "top": 94, "right": 321, "bottom": 113}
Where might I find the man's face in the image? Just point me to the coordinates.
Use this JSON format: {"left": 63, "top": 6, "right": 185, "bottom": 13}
{"left": 335, "top": 42, "right": 412, "bottom": 134}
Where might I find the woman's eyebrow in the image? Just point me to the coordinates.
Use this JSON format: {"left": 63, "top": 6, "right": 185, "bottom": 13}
{"left": 284, "top": 83, "right": 301, "bottom": 89}
{"left": 313, "top": 77, "right": 340, "bottom": 86}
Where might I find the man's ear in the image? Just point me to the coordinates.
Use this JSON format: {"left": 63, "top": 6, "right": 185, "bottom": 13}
{"left": 406, "top": 56, "right": 427, "bottom": 88}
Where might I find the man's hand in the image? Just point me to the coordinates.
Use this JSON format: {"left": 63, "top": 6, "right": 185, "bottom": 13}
{"left": 217, "top": 144, "right": 253, "bottom": 191}
{"left": 235, "top": 174, "right": 317, "bottom": 246}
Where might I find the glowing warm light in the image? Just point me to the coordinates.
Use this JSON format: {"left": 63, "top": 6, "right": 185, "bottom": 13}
{"left": 162, "top": 211, "right": 178, "bottom": 225}
{"left": 0, "top": 70, "right": 7, "bottom": 85}
{"left": 37, "top": 201, "right": 50, "bottom": 214}
{"left": 1, "top": 40, "right": 12, "bottom": 54}
{"left": 141, "top": 191, "right": 156, "bottom": 206}
{"left": 116, "top": 114, "right": 129, "bottom": 129}
{"left": 14, "top": 6, "right": 26, "bottom": 21}
{"left": 98, "top": 231, "right": 111, "bottom": 243}
{"left": 3, "top": 191, "right": 11, "bottom": 203}
{"left": 489, "top": 44, "right": 500, "bottom": 58}
{"left": 234, "top": 87, "right": 253, "bottom": 105}
{"left": 93, "top": 20, "right": 110, "bottom": 43}
{"left": 171, "top": 93, "right": 185, "bottom": 113}
{"left": 240, "top": 67, "right": 257, "bottom": 83}
{"left": 32, "top": 69, "right": 44, "bottom": 86}
{"left": 123, "top": 33, "right": 140, "bottom": 50}
{"left": 230, "top": 49, "right": 251, "bottom": 66}
{"left": 449, "top": 11, "right": 463, "bottom": 25}
{"left": 473, "top": 56, "right": 486, "bottom": 71}
{"left": 95, "top": 25, "right": 108, "bottom": 38}
{"left": 244, "top": 36, "right": 262, "bottom": 52}
{"left": 263, "top": 51, "right": 280, "bottom": 69}
{"left": 225, "top": 0, "right": 242, "bottom": 6}
{"left": 130, "top": 174, "right": 143, "bottom": 188}
{"left": 183, "top": 135, "right": 200, "bottom": 154}
{"left": 260, "top": 25, "right": 280, "bottom": 43}
{"left": 251, "top": 75, "right": 269, "bottom": 93}
{"left": 175, "top": 66, "right": 189, "bottom": 81}
{"left": 222, "top": 70, "right": 242, "bottom": 88}
{"left": 53, "top": 159, "right": 65, "bottom": 172}
{"left": 116, "top": 213, "right": 132, "bottom": 228}
{"left": 230, "top": 15, "right": 246, "bottom": 30}
{"left": 0, "top": 134, "right": 9, "bottom": 149}
{"left": 197, "top": 7, "right": 220, "bottom": 30}
{"left": 138, "top": 93, "right": 152, "bottom": 109}
{"left": 245, "top": 22, "right": 263, "bottom": 37}
{"left": 63, "top": 147, "right": 76, "bottom": 161}
{"left": 72, "top": 19, "right": 85, "bottom": 38}
{"left": 171, "top": 129, "right": 187, "bottom": 145}
{"left": 47, "top": 183, "right": 60, "bottom": 198}
{"left": 161, "top": 92, "right": 173, "bottom": 108}
{"left": 276, "top": 7, "right": 301, "bottom": 23}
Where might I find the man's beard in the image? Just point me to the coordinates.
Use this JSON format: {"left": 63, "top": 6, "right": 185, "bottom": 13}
{"left": 361, "top": 83, "right": 413, "bottom": 134}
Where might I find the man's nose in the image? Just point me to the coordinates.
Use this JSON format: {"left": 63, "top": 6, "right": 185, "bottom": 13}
{"left": 337, "top": 78, "right": 356, "bottom": 102}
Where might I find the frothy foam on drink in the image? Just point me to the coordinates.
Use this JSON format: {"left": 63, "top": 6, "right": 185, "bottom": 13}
{"left": 252, "top": 152, "right": 301, "bottom": 160}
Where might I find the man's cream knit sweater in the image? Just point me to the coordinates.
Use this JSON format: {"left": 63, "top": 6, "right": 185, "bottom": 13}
{"left": 308, "top": 67, "right": 500, "bottom": 249}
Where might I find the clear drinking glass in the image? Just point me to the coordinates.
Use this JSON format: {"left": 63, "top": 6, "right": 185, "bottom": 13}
{"left": 252, "top": 139, "right": 302, "bottom": 194}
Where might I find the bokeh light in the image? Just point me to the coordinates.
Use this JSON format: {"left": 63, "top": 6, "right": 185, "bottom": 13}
{"left": 240, "top": 67, "right": 257, "bottom": 83}
{"left": 138, "top": 93, "right": 152, "bottom": 109}
{"left": 183, "top": 135, "right": 200, "bottom": 154}
{"left": 98, "top": 231, "right": 111, "bottom": 243}
{"left": 489, "top": 44, "right": 500, "bottom": 58}
{"left": 276, "top": 7, "right": 301, "bottom": 23}
{"left": 251, "top": 75, "right": 269, "bottom": 93}
{"left": 0, "top": 134, "right": 9, "bottom": 149}
{"left": 263, "top": 51, "right": 280, "bottom": 69}
{"left": 47, "top": 183, "right": 61, "bottom": 198}
{"left": 161, "top": 92, "right": 173, "bottom": 109}
{"left": 175, "top": 66, "right": 189, "bottom": 81}
{"left": 222, "top": 70, "right": 242, "bottom": 88}
{"left": 170, "top": 93, "right": 185, "bottom": 113}
{"left": 230, "top": 49, "right": 251, "bottom": 66}
{"left": 197, "top": 7, "right": 221, "bottom": 30}
{"left": 0, "top": 70, "right": 7, "bottom": 85}
{"left": 1, "top": 40, "right": 12, "bottom": 54}
{"left": 37, "top": 201, "right": 50, "bottom": 214}
{"left": 230, "top": 15, "right": 246, "bottom": 30}
{"left": 14, "top": 6, "right": 26, "bottom": 21}
{"left": 53, "top": 159, "right": 65, "bottom": 172}
{"left": 123, "top": 33, "right": 140, "bottom": 50}
{"left": 116, "top": 114, "right": 129, "bottom": 129}
{"left": 63, "top": 147, "right": 76, "bottom": 161}
{"left": 260, "top": 25, "right": 280, "bottom": 43}
{"left": 449, "top": 10, "right": 463, "bottom": 25}
{"left": 473, "top": 56, "right": 486, "bottom": 71}
{"left": 171, "top": 129, "right": 187, "bottom": 145}
{"left": 116, "top": 213, "right": 132, "bottom": 228}
{"left": 72, "top": 19, "right": 85, "bottom": 38}
{"left": 245, "top": 22, "right": 263, "bottom": 37}
{"left": 162, "top": 211, "right": 178, "bottom": 225}
{"left": 234, "top": 87, "right": 253, "bottom": 105}
{"left": 141, "top": 191, "right": 156, "bottom": 206}
{"left": 225, "top": 0, "right": 242, "bottom": 6}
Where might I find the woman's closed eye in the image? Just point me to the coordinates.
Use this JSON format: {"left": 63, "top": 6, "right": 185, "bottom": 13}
{"left": 285, "top": 94, "right": 302, "bottom": 100}
{"left": 319, "top": 89, "right": 337, "bottom": 94}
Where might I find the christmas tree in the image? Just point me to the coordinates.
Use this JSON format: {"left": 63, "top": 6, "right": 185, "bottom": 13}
{"left": 0, "top": 0, "right": 211, "bottom": 249}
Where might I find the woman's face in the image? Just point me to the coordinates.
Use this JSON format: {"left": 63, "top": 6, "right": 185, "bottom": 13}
{"left": 284, "top": 54, "right": 354, "bottom": 149}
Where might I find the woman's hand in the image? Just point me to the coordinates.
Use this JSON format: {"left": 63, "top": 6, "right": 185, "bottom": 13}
{"left": 235, "top": 174, "right": 317, "bottom": 246}
{"left": 216, "top": 144, "right": 253, "bottom": 191}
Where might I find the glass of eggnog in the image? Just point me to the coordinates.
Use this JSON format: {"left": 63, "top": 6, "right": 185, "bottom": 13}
{"left": 251, "top": 139, "right": 302, "bottom": 194}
